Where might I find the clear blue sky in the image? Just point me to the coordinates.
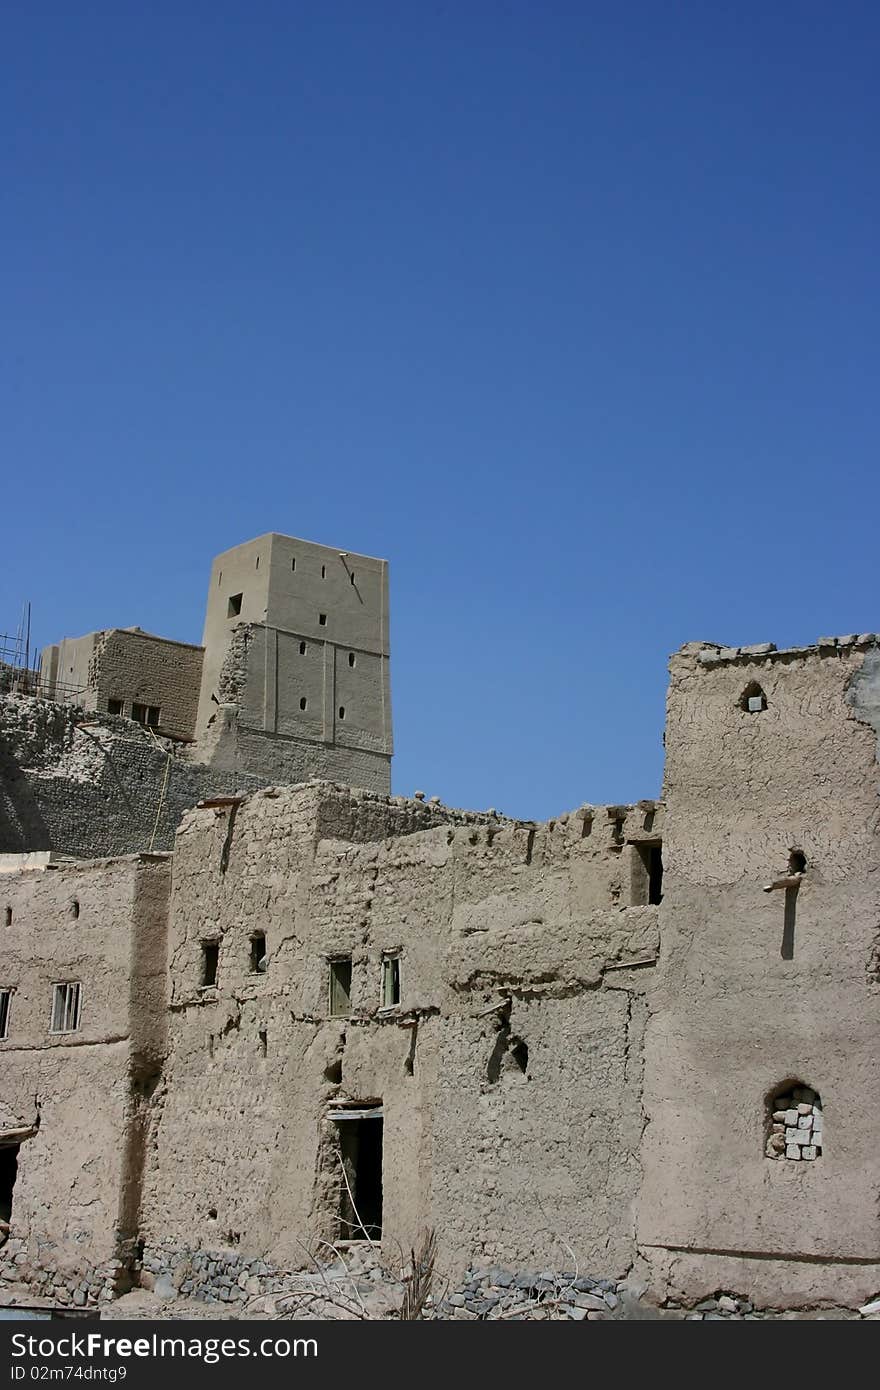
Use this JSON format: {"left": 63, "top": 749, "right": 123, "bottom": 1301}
{"left": 3, "top": 2, "right": 878, "bottom": 819}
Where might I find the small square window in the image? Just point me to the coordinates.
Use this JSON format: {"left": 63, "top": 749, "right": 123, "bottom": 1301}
{"left": 747, "top": 696, "right": 764, "bottom": 713}
{"left": 0, "top": 989, "right": 12, "bottom": 1040}
{"left": 228, "top": 593, "right": 243, "bottom": 618}
{"left": 51, "top": 982, "right": 81, "bottom": 1034}
{"left": 108, "top": 698, "right": 124, "bottom": 716}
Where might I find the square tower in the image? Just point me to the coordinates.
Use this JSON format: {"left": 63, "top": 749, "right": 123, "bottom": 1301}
{"left": 195, "top": 534, "right": 392, "bottom": 793}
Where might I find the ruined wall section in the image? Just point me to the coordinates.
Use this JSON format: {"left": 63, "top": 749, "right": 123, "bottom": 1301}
{"left": 41, "top": 630, "right": 204, "bottom": 741}
{"left": 0, "top": 696, "right": 264, "bottom": 858}
{"left": 639, "top": 634, "right": 880, "bottom": 1309}
{"left": 140, "top": 785, "right": 662, "bottom": 1298}
{"left": 90, "top": 630, "right": 203, "bottom": 741}
{"left": 198, "top": 621, "right": 391, "bottom": 795}
{"left": 0, "top": 856, "right": 170, "bottom": 1307}
{"left": 40, "top": 634, "right": 99, "bottom": 705}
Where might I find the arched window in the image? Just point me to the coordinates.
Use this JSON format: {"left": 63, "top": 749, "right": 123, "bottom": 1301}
{"left": 766, "top": 1083, "right": 822, "bottom": 1161}
{"left": 739, "top": 680, "right": 767, "bottom": 713}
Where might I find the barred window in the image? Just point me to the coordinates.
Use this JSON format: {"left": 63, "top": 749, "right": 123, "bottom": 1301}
{"left": 51, "top": 982, "right": 81, "bottom": 1034}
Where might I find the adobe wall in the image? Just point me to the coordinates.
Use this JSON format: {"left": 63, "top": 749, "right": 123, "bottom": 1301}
{"left": 92, "top": 630, "right": 203, "bottom": 741}
{"left": 0, "top": 855, "right": 170, "bottom": 1307}
{"left": 0, "top": 696, "right": 264, "bottom": 859}
{"left": 40, "top": 633, "right": 98, "bottom": 703}
{"left": 41, "top": 630, "right": 204, "bottom": 742}
{"left": 139, "top": 785, "right": 661, "bottom": 1298}
{"left": 638, "top": 635, "right": 880, "bottom": 1309}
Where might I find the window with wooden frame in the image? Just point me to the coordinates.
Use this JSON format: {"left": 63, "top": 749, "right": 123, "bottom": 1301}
{"left": 50, "top": 982, "right": 81, "bottom": 1034}
{"left": 0, "top": 989, "right": 12, "bottom": 1040}
{"left": 329, "top": 957, "right": 352, "bottom": 1016}
{"left": 381, "top": 953, "right": 401, "bottom": 1009}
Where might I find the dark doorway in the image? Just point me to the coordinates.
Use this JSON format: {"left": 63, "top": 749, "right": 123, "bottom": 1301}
{"left": 647, "top": 845, "right": 663, "bottom": 904}
{"left": 201, "top": 942, "right": 219, "bottom": 987}
{"left": 334, "top": 1112, "right": 383, "bottom": 1241}
{"left": 0, "top": 1145, "right": 19, "bottom": 1223}
{"left": 632, "top": 842, "right": 663, "bottom": 905}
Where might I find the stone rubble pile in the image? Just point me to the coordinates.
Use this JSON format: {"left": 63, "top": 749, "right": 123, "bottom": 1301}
{"left": 0, "top": 1235, "right": 122, "bottom": 1307}
{"left": 765, "top": 1087, "right": 822, "bottom": 1161}
{"left": 433, "top": 1267, "right": 623, "bottom": 1320}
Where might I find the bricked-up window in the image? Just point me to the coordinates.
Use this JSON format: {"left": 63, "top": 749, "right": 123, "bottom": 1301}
{"left": 739, "top": 681, "right": 767, "bottom": 713}
{"left": 329, "top": 958, "right": 352, "bottom": 1016}
{"left": 0, "top": 989, "right": 12, "bottom": 1040}
{"left": 228, "top": 593, "right": 243, "bottom": 618}
{"left": 108, "top": 699, "right": 124, "bottom": 715}
{"left": 381, "top": 954, "right": 400, "bottom": 1008}
{"left": 132, "top": 704, "right": 160, "bottom": 728}
{"left": 201, "top": 942, "right": 219, "bottom": 988}
{"left": 766, "top": 1084, "right": 822, "bottom": 1161}
{"left": 50, "top": 982, "right": 81, "bottom": 1034}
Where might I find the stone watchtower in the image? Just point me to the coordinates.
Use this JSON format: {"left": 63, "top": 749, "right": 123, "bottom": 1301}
{"left": 195, "top": 533, "right": 392, "bottom": 794}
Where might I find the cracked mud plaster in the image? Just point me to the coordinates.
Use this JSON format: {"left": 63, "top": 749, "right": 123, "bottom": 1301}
{"left": 639, "top": 641, "right": 880, "bottom": 1308}
{"left": 846, "top": 647, "right": 880, "bottom": 768}
{"left": 137, "top": 782, "right": 658, "bottom": 1286}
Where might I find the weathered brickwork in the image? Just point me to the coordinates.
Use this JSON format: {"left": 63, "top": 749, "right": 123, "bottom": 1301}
{"left": 638, "top": 634, "right": 880, "bottom": 1309}
{"left": 0, "top": 856, "right": 169, "bottom": 1307}
{"left": 0, "top": 696, "right": 264, "bottom": 858}
{"left": 32, "top": 533, "right": 395, "bottom": 829}
{"left": 41, "top": 629, "right": 204, "bottom": 742}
